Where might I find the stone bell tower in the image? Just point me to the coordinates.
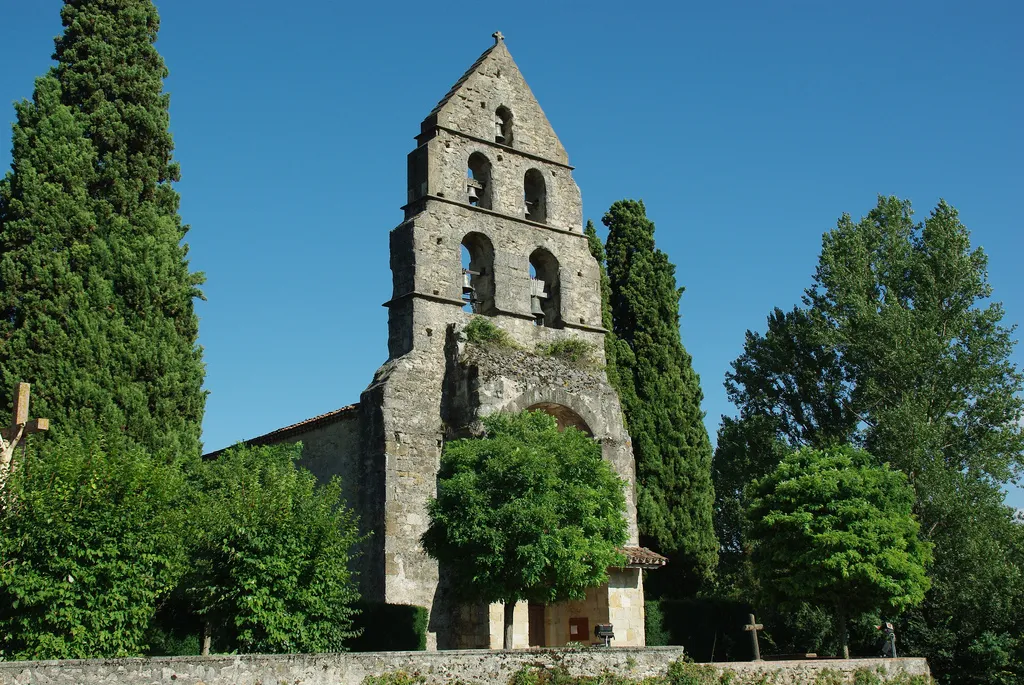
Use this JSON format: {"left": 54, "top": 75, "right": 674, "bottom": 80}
{"left": 359, "top": 33, "right": 653, "bottom": 650}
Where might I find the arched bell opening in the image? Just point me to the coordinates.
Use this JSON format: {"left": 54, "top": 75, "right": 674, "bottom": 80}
{"left": 467, "top": 152, "right": 492, "bottom": 210}
{"left": 528, "top": 248, "right": 561, "bottom": 328}
{"left": 495, "top": 106, "right": 514, "bottom": 146}
{"left": 461, "top": 232, "right": 496, "bottom": 315}
{"left": 524, "top": 169, "right": 547, "bottom": 223}
{"left": 526, "top": 402, "right": 593, "bottom": 436}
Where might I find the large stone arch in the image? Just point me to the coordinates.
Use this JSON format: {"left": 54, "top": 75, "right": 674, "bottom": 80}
{"left": 495, "top": 385, "right": 638, "bottom": 545}
{"left": 497, "top": 387, "right": 605, "bottom": 440}
{"left": 525, "top": 402, "right": 591, "bottom": 435}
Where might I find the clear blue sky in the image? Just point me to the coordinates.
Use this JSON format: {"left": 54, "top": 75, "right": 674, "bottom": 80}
{"left": 2, "top": 2, "right": 1022, "bottom": 506}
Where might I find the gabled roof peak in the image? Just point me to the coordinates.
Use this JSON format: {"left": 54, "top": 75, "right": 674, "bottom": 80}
{"left": 427, "top": 40, "right": 501, "bottom": 118}
{"left": 422, "top": 33, "right": 569, "bottom": 165}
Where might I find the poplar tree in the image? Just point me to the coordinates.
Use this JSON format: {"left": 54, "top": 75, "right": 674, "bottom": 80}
{"left": 0, "top": 0, "right": 205, "bottom": 462}
{"left": 717, "top": 196, "right": 1024, "bottom": 682}
{"left": 602, "top": 199, "right": 717, "bottom": 594}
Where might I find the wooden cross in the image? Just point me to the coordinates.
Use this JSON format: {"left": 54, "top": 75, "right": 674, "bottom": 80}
{"left": 744, "top": 613, "right": 764, "bottom": 661}
{"left": 0, "top": 383, "right": 49, "bottom": 481}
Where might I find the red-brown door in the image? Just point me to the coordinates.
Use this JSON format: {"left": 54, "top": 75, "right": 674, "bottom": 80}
{"left": 568, "top": 617, "right": 589, "bottom": 645}
{"left": 528, "top": 603, "right": 546, "bottom": 647}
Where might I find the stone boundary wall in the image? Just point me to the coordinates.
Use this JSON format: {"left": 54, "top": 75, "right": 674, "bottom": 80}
{"left": 0, "top": 649, "right": 931, "bottom": 685}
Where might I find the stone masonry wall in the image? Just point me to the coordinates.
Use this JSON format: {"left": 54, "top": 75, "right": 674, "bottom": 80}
{"left": 421, "top": 129, "right": 582, "bottom": 232}
{"left": 0, "top": 650, "right": 931, "bottom": 685}
{"left": 266, "top": 413, "right": 376, "bottom": 593}
{"left": 430, "top": 40, "right": 570, "bottom": 166}
{"left": 607, "top": 569, "right": 645, "bottom": 647}
{"left": 387, "top": 201, "right": 604, "bottom": 358}
{"left": 276, "top": 415, "right": 363, "bottom": 517}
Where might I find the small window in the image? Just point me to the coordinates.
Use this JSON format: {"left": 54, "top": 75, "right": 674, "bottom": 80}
{"left": 495, "top": 106, "right": 513, "bottom": 146}
{"left": 462, "top": 232, "right": 496, "bottom": 315}
{"left": 524, "top": 169, "right": 547, "bottom": 223}
{"left": 467, "top": 152, "right": 492, "bottom": 210}
{"left": 529, "top": 248, "right": 561, "bottom": 327}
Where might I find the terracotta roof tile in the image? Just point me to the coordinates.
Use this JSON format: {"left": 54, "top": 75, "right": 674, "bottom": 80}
{"left": 619, "top": 546, "right": 668, "bottom": 568}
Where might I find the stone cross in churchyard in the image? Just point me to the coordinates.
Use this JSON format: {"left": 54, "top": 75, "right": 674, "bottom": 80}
{"left": 0, "top": 383, "right": 49, "bottom": 484}
{"left": 745, "top": 613, "right": 764, "bottom": 661}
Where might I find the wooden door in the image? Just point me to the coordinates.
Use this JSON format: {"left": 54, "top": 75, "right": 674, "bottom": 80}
{"left": 568, "top": 617, "right": 589, "bottom": 644}
{"left": 528, "top": 603, "right": 545, "bottom": 647}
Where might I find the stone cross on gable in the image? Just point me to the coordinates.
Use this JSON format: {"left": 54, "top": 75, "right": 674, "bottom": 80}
{"left": 744, "top": 613, "right": 764, "bottom": 661}
{"left": 0, "top": 383, "right": 50, "bottom": 482}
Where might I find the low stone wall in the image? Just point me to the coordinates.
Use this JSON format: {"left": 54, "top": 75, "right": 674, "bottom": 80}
{"left": 0, "top": 648, "right": 930, "bottom": 685}
{"left": 702, "top": 658, "right": 930, "bottom": 683}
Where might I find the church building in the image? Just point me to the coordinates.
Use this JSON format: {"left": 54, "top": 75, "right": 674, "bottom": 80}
{"left": 211, "top": 33, "right": 665, "bottom": 650}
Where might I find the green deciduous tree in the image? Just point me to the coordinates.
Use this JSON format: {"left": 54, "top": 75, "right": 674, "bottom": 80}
{"left": 603, "top": 199, "right": 716, "bottom": 594}
{"left": 0, "top": 434, "right": 186, "bottom": 659}
{"left": 177, "top": 443, "right": 362, "bottom": 654}
{"left": 713, "top": 306, "right": 855, "bottom": 591}
{"left": 746, "top": 445, "right": 932, "bottom": 659}
{"left": 899, "top": 481, "right": 1024, "bottom": 685}
{"left": 715, "top": 196, "right": 1024, "bottom": 681}
{"left": 0, "top": 0, "right": 205, "bottom": 463}
{"left": 422, "top": 411, "right": 628, "bottom": 649}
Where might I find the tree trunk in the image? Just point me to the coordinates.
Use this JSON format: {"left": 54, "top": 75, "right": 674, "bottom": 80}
{"left": 835, "top": 606, "right": 849, "bottom": 659}
{"left": 201, "top": 620, "right": 212, "bottom": 656}
{"left": 503, "top": 602, "right": 515, "bottom": 650}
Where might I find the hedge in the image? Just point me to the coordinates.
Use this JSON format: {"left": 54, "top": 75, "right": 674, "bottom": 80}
{"left": 348, "top": 602, "right": 429, "bottom": 652}
{"left": 645, "top": 597, "right": 755, "bottom": 661}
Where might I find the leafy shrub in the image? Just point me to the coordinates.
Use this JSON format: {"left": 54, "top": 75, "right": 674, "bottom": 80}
{"left": 645, "top": 599, "right": 668, "bottom": 646}
{"left": 348, "top": 602, "right": 428, "bottom": 651}
{"left": 665, "top": 660, "right": 718, "bottom": 685}
{"left": 510, "top": 666, "right": 639, "bottom": 685}
{"left": 143, "top": 599, "right": 203, "bottom": 656}
{"left": 505, "top": 662, "right": 933, "bottom": 685}
{"left": 810, "top": 670, "right": 843, "bottom": 685}
{"left": 363, "top": 671, "right": 427, "bottom": 685}
{"left": 143, "top": 622, "right": 201, "bottom": 657}
{"left": 179, "top": 442, "right": 362, "bottom": 654}
{"left": 537, "top": 338, "right": 597, "bottom": 365}
{"left": 649, "top": 597, "right": 755, "bottom": 661}
{"left": 852, "top": 669, "right": 884, "bottom": 685}
{"left": 465, "top": 317, "right": 515, "bottom": 347}
{"left": 0, "top": 435, "right": 186, "bottom": 659}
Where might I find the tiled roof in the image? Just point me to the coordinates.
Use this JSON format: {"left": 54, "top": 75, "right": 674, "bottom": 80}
{"left": 426, "top": 42, "right": 500, "bottom": 118}
{"left": 619, "top": 546, "right": 668, "bottom": 568}
{"left": 203, "top": 403, "right": 360, "bottom": 459}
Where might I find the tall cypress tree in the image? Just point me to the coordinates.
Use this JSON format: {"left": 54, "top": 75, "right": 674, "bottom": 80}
{"left": 603, "top": 199, "right": 716, "bottom": 594}
{"left": 584, "top": 219, "right": 627, "bottom": 395}
{"left": 0, "top": 0, "right": 205, "bottom": 462}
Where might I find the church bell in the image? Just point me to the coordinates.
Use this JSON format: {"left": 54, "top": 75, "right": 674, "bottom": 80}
{"left": 530, "top": 278, "right": 547, "bottom": 318}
